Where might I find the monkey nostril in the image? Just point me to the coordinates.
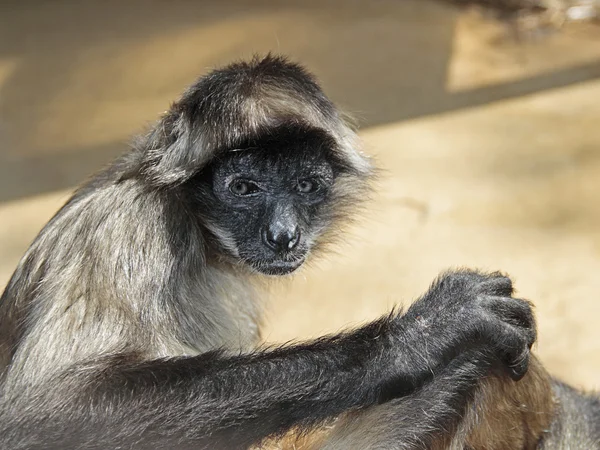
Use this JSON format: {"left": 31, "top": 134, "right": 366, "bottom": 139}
{"left": 263, "top": 227, "right": 300, "bottom": 252}
{"left": 262, "top": 228, "right": 279, "bottom": 251}
{"left": 287, "top": 228, "right": 300, "bottom": 250}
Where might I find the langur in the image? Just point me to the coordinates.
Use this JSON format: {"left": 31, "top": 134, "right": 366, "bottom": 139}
{"left": 0, "top": 55, "right": 538, "bottom": 449}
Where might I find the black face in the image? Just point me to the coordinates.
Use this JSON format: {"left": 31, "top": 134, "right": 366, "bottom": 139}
{"left": 192, "top": 128, "right": 341, "bottom": 275}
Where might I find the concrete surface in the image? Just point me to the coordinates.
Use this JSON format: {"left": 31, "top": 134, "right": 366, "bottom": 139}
{"left": 1, "top": 0, "right": 599, "bottom": 389}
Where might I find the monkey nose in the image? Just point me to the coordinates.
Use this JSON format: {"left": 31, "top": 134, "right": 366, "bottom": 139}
{"left": 263, "top": 226, "right": 300, "bottom": 253}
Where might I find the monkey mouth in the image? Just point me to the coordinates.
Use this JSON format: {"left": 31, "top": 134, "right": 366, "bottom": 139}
{"left": 250, "top": 257, "right": 306, "bottom": 276}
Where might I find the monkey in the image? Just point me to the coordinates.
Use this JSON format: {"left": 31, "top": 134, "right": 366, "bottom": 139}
{"left": 0, "top": 53, "right": 597, "bottom": 450}
{"left": 0, "top": 55, "right": 538, "bottom": 449}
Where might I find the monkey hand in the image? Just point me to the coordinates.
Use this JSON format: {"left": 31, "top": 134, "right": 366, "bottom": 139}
{"left": 398, "top": 269, "right": 536, "bottom": 382}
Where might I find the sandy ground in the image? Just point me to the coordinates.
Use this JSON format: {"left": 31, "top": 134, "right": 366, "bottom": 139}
{"left": 1, "top": 0, "right": 599, "bottom": 390}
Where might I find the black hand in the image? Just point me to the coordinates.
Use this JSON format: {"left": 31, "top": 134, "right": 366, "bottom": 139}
{"left": 397, "top": 270, "right": 535, "bottom": 381}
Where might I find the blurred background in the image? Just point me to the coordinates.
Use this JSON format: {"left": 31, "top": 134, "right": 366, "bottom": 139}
{"left": 1, "top": 0, "right": 599, "bottom": 389}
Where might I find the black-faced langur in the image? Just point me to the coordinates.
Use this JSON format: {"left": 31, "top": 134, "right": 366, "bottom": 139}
{"left": 0, "top": 56, "right": 593, "bottom": 450}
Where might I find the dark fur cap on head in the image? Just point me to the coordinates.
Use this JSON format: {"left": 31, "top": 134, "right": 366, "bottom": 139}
{"left": 124, "top": 54, "right": 373, "bottom": 187}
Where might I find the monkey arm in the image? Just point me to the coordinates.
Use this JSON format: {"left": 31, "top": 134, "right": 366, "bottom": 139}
{"left": 97, "top": 318, "right": 417, "bottom": 447}
{"left": 0, "top": 315, "right": 433, "bottom": 450}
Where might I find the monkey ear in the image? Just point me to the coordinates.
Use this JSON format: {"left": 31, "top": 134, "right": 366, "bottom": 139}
{"left": 137, "top": 110, "right": 214, "bottom": 186}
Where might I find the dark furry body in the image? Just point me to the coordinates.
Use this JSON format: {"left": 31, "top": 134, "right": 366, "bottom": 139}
{"left": 0, "top": 56, "right": 596, "bottom": 449}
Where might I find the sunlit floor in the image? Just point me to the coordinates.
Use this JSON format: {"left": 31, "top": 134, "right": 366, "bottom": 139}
{"left": 1, "top": 0, "right": 600, "bottom": 389}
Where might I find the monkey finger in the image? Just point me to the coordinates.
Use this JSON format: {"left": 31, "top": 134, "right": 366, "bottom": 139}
{"left": 507, "top": 348, "right": 531, "bottom": 382}
{"left": 476, "top": 274, "right": 514, "bottom": 297}
{"left": 481, "top": 320, "right": 532, "bottom": 379}
{"left": 481, "top": 295, "right": 536, "bottom": 335}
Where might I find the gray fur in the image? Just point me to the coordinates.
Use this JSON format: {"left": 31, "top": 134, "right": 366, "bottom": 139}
{"left": 0, "top": 55, "right": 572, "bottom": 450}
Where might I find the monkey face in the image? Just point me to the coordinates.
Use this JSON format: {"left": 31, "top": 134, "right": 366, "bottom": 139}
{"left": 192, "top": 127, "right": 342, "bottom": 276}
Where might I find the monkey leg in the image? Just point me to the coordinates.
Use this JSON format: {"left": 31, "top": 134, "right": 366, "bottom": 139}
{"left": 457, "top": 356, "right": 600, "bottom": 449}
{"left": 538, "top": 380, "right": 600, "bottom": 449}
{"left": 456, "top": 355, "right": 555, "bottom": 450}
{"left": 313, "top": 350, "right": 497, "bottom": 450}
{"left": 298, "top": 353, "right": 555, "bottom": 450}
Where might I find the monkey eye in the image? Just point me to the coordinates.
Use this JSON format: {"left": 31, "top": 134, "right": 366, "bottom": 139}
{"left": 296, "top": 179, "right": 319, "bottom": 194}
{"left": 229, "top": 179, "right": 260, "bottom": 196}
